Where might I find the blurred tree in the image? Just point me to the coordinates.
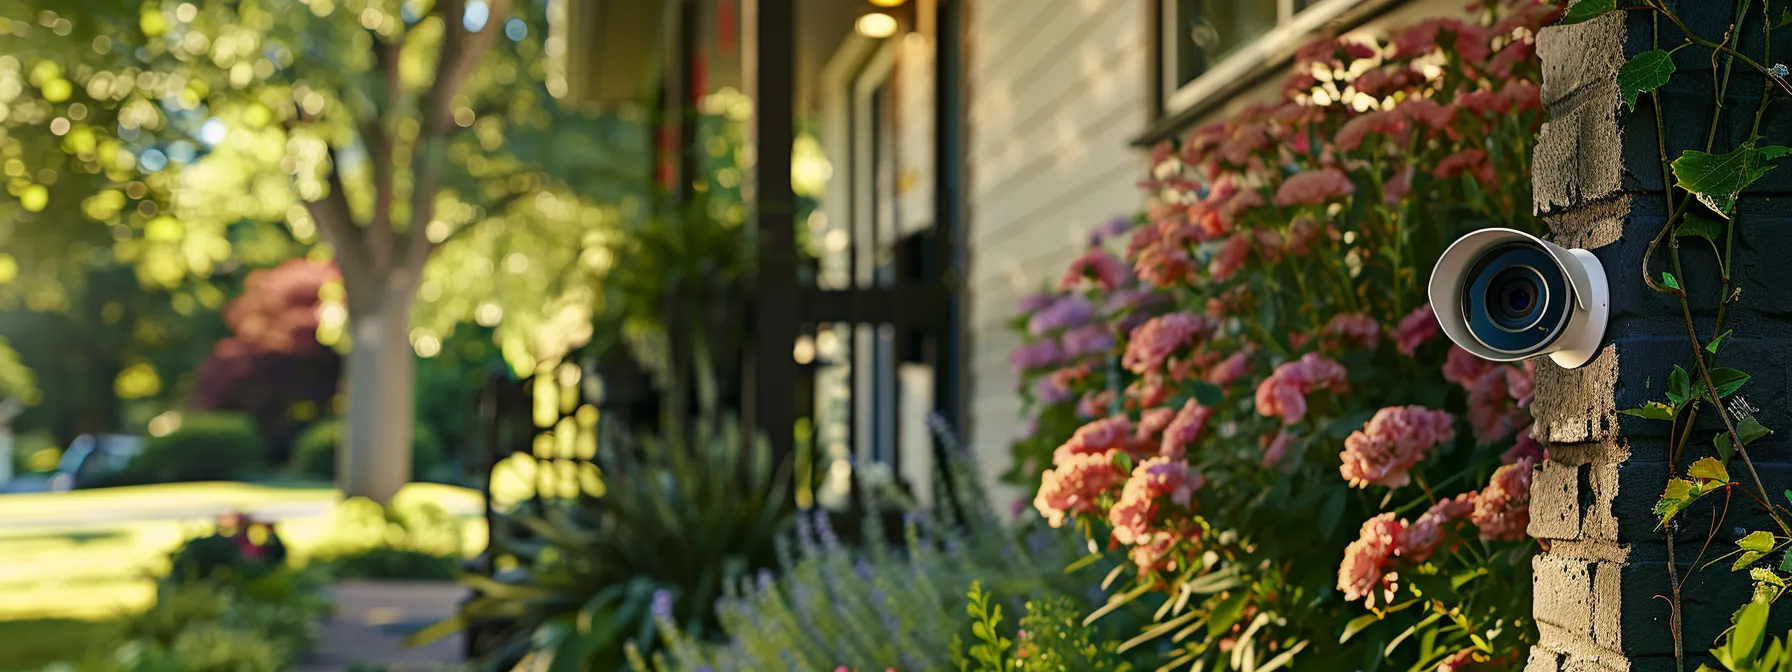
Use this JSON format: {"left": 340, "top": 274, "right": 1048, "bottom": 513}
{"left": 190, "top": 257, "right": 340, "bottom": 461}
{"left": 0, "top": 0, "right": 647, "bottom": 500}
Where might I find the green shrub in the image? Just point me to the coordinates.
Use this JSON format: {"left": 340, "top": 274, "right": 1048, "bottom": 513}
{"left": 623, "top": 419, "right": 1152, "bottom": 672}
{"left": 310, "top": 497, "right": 465, "bottom": 581}
{"left": 288, "top": 417, "right": 445, "bottom": 482}
{"left": 125, "top": 412, "right": 264, "bottom": 484}
{"left": 422, "top": 417, "right": 791, "bottom": 671}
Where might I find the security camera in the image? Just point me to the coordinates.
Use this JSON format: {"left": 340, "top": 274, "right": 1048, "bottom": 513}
{"left": 1427, "top": 228, "right": 1609, "bottom": 369}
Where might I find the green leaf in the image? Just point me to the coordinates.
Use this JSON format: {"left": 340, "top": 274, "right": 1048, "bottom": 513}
{"left": 1191, "top": 381, "right": 1224, "bottom": 406}
{"left": 1716, "top": 433, "right": 1736, "bottom": 464}
{"left": 1655, "top": 478, "right": 1698, "bottom": 524}
{"left": 1207, "top": 591, "right": 1251, "bottom": 639}
{"left": 1690, "top": 457, "right": 1731, "bottom": 484}
{"left": 1733, "top": 599, "right": 1772, "bottom": 663}
{"left": 1341, "top": 613, "right": 1380, "bottom": 644}
{"left": 1663, "top": 271, "right": 1683, "bottom": 291}
{"left": 1669, "top": 365, "right": 1691, "bottom": 406}
{"left": 1708, "top": 329, "right": 1733, "bottom": 353}
{"left": 1063, "top": 551, "right": 1105, "bottom": 574}
{"left": 1558, "top": 0, "right": 1617, "bottom": 24}
{"left": 1739, "top": 530, "right": 1777, "bottom": 553}
{"left": 1113, "top": 451, "right": 1135, "bottom": 474}
{"left": 1709, "top": 368, "right": 1752, "bottom": 398}
{"left": 1620, "top": 401, "right": 1678, "bottom": 421}
{"left": 1319, "top": 488, "right": 1347, "bottom": 540}
{"left": 1618, "top": 50, "right": 1676, "bottom": 108}
{"left": 1672, "top": 141, "right": 1792, "bottom": 218}
{"left": 1451, "top": 567, "right": 1490, "bottom": 590}
{"left": 1681, "top": 215, "right": 1725, "bottom": 242}
{"left": 1739, "top": 417, "right": 1773, "bottom": 445}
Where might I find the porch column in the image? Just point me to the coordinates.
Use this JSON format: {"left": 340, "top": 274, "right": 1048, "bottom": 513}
{"left": 1527, "top": 2, "right": 1792, "bottom": 671}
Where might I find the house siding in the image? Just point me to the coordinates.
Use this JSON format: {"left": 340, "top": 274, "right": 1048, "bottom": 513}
{"left": 963, "top": 0, "right": 1147, "bottom": 510}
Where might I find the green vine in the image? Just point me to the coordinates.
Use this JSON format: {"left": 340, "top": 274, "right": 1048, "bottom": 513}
{"left": 1565, "top": 1, "right": 1791, "bottom": 670}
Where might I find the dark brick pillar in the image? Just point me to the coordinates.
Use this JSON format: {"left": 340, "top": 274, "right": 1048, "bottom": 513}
{"left": 1527, "top": 2, "right": 1792, "bottom": 671}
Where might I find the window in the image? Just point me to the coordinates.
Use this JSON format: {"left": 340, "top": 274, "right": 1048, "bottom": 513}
{"left": 1158, "top": 0, "right": 1380, "bottom": 117}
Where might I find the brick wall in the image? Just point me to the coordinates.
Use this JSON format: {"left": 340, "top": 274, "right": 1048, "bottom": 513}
{"left": 1527, "top": 2, "right": 1792, "bottom": 670}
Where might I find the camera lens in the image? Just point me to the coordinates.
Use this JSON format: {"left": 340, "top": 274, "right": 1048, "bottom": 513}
{"left": 1463, "top": 243, "right": 1570, "bottom": 355}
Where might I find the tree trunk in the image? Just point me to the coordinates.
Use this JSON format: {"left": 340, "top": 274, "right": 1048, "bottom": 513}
{"left": 339, "top": 281, "right": 419, "bottom": 503}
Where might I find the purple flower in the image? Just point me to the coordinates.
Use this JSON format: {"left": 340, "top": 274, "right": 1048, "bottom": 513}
{"left": 1009, "top": 339, "right": 1064, "bottom": 372}
{"left": 1027, "top": 295, "right": 1095, "bottom": 336}
{"left": 1031, "top": 376, "right": 1073, "bottom": 404}
{"left": 1018, "top": 291, "right": 1057, "bottom": 313}
{"left": 756, "top": 569, "right": 775, "bottom": 592}
{"left": 1015, "top": 414, "right": 1040, "bottom": 442}
{"left": 813, "top": 509, "right": 840, "bottom": 552}
{"left": 651, "top": 589, "right": 674, "bottom": 622}
{"left": 1061, "top": 325, "right": 1115, "bottom": 357}
{"left": 1089, "top": 216, "right": 1136, "bottom": 244}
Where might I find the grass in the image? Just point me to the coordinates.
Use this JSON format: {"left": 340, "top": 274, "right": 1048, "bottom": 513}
{"left": 0, "top": 481, "right": 486, "bottom": 621}
{"left": 0, "top": 618, "right": 118, "bottom": 671}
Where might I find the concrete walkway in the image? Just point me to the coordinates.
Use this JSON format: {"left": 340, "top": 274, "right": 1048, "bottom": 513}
{"left": 295, "top": 581, "right": 468, "bottom": 672}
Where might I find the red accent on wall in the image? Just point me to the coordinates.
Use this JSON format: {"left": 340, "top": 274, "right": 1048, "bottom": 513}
{"left": 717, "top": 0, "right": 737, "bottom": 57}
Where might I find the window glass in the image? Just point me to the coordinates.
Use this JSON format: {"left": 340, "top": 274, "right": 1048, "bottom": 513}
{"left": 1172, "top": 0, "right": 1280, "bottom": 88}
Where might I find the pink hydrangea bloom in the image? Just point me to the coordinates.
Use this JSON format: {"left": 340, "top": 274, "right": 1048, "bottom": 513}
{"left": 1334, "top": 110, "right": 1408, "bottom": 151}
{"left": 1393, "top": 305, "right": 1440, "bottom": 356}
{"left": 1384, "top": 165, "right": 1415, "bottom": 205}
{"left": 1033, "top": 450, "right": 1125, "bottom": 528}
{"left": 1339, "top": 406, "right": 1456, "bottom": 488}
{"left": 1261, "top": 429, "right": 1295, "bottom": 467}
{"left": 1160, "top": 399, "right": 1214, "bottom": 459}
{"left": 1254, "top": 353, "right": 1349, "bottom": 425}
{"left": 1274, "top": 168, "right": 1357, "bottom": 207}
{"left": 1054, "top": 415, "right": 1133, "bottom": 463}
{"left": 1122, "top": 313, "right": 1206, "bottom": 374}
{"left": 1437, "top": 648, "right": 1481, "bottom": 672}
{"left": 1472, "top": 456, "right": 1535, "bottom": 541}
{"left": 1338, "top": 513, "right": 1403, "bottom": 603}
{"left": 1500, "top": 79, "right": 1542, "bottom": 113}
{"left": 1109, "top": 457, "right": 1205, "bottom": 545}
{"left": 1400, "top": 493, "right": 1475, "bottom": 562}
{"left": 1059, "top": 246, "right": 1129, "bottom": 292}
{"left": 1433, "top": 148, "right": 1496, "bottom": 188}
{"left": 1398, "top": 97, "right": 1456, "bottom": 133}
{"left": 1209, "top": 232, "right": 1252, "bottom": 281}
{"left": 1076, "top": 390, "right": 1115, "bottom": 419}
{"left": 1502, "top": 426, "right": 1546, "bottom": 464}
{"left": 1129, "top": 531, "right": 1180, "bottom": 575}
{"left": 1442, "top": 346, "right": 1495, "bottom": 388}
{"left": 1323, "top": 313, "right": 1381, "bottom": 351}
{"left": 1467, "top": 365, "right": 1531, "bottom": 444}
{"left": 1136, "top": 406, "right": 1176, "bottom": 441}
{"left": 1204, "top": 350, "right": 1252, "bottom": 387}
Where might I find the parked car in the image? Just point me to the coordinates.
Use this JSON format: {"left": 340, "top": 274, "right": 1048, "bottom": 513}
{"left": 49, "top": 434, "right": 145, "bottom": 492}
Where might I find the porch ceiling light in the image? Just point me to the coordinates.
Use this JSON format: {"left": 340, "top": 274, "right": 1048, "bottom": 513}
{"left": 855, "top": 12, "right": 898, "bottom": 38}
{"left": 867, "top": 0, "right": 906, "bottom": 6}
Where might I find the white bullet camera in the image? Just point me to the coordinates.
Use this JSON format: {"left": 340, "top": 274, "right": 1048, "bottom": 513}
{"left": 1427, "top": 228, "right": 1609, "bottom": 369}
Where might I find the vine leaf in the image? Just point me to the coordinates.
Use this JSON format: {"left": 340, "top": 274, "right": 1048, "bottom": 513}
{"left": 1618, "top": 50, "right": 1676, "bottom": 108}
{"left": 1689, "top": 457, "right": 1730, "bottom": 483}
{"left": 1735, "top": 550, "right": 1767, "bottom": 572}
{"left": 1708, "top": 367, "right": 1752, "bottom": 398}
{"left": 1663, "top": 271, "right": 1682, "bottom": 291}
{"left": 1715, "top": 417, "right": 1773, "bottom": 462}
{"left": 1679, "top": 215, "right": 1723, "bottom": 242}
{"left": 1620, "top": 401, "right": 1677, "bottom": 421}
{"left": 1668, "top": 365, "right": 1691, "bottom": 406}
{"left": 1654, "top": 479, "right": 1701, "bottom": 524}
{"left": 1708, "top": 329, "right": 1733, "bottom": 353}
{"left": 1557, "top": 0, "right": 1616, "bottom": 25}
{"left": 1738, "top": 530, "right": 1775, "bottom": 553}
{"left": 1671, "top": 141, "right": 1792, "bottom": 218}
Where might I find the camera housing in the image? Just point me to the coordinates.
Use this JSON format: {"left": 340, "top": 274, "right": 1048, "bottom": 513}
{"left": 1427, "top": 228, "right": 1609, "bottom": 369}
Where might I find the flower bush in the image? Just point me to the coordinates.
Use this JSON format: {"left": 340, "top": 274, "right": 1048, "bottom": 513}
{"left": 1003, "top": 1, "right": 1558, "bottom": 668}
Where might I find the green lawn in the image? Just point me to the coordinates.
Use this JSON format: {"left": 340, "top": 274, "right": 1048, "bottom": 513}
{"left": 0, "top": 481, "right": 486, "bottom": 621}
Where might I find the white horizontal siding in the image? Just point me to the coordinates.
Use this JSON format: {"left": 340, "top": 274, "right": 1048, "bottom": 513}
{"left": 963, "top": 0, "right": 1147, "bottom": 513}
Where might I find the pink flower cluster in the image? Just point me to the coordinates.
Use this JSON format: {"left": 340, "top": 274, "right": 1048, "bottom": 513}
{"left": 1339, "top": 406, "right": 1456, "bottom": 488}
{"left": 1033, "top": 450, "right": 1123, "bottom": 528}
{"left": 1338, "top": 513, "right": 1403, "bottom": 603}
{"left": 1442, "top": 346, "right": 1535, "bottom": 444}
{"left": 1060, "top": 246, "right": 1129, "bottom": 292}
{"left": 1392, "top": 305, "right": 1440, "bottom": 356}
{"left": 1109, "top": 457, "right": 1205, "bottom": 545}
{"left": 1471, "top": 456, "right": 1535, "bottom": 541}
{"left": 1122, "top": 313, "right": 1207, "bottom": 374}
{"left": 1323, "top": 313, "right": 1381, "bottom": 351}
{"left": 1254, "top": 353, "right": 1348, "bottom": 425}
